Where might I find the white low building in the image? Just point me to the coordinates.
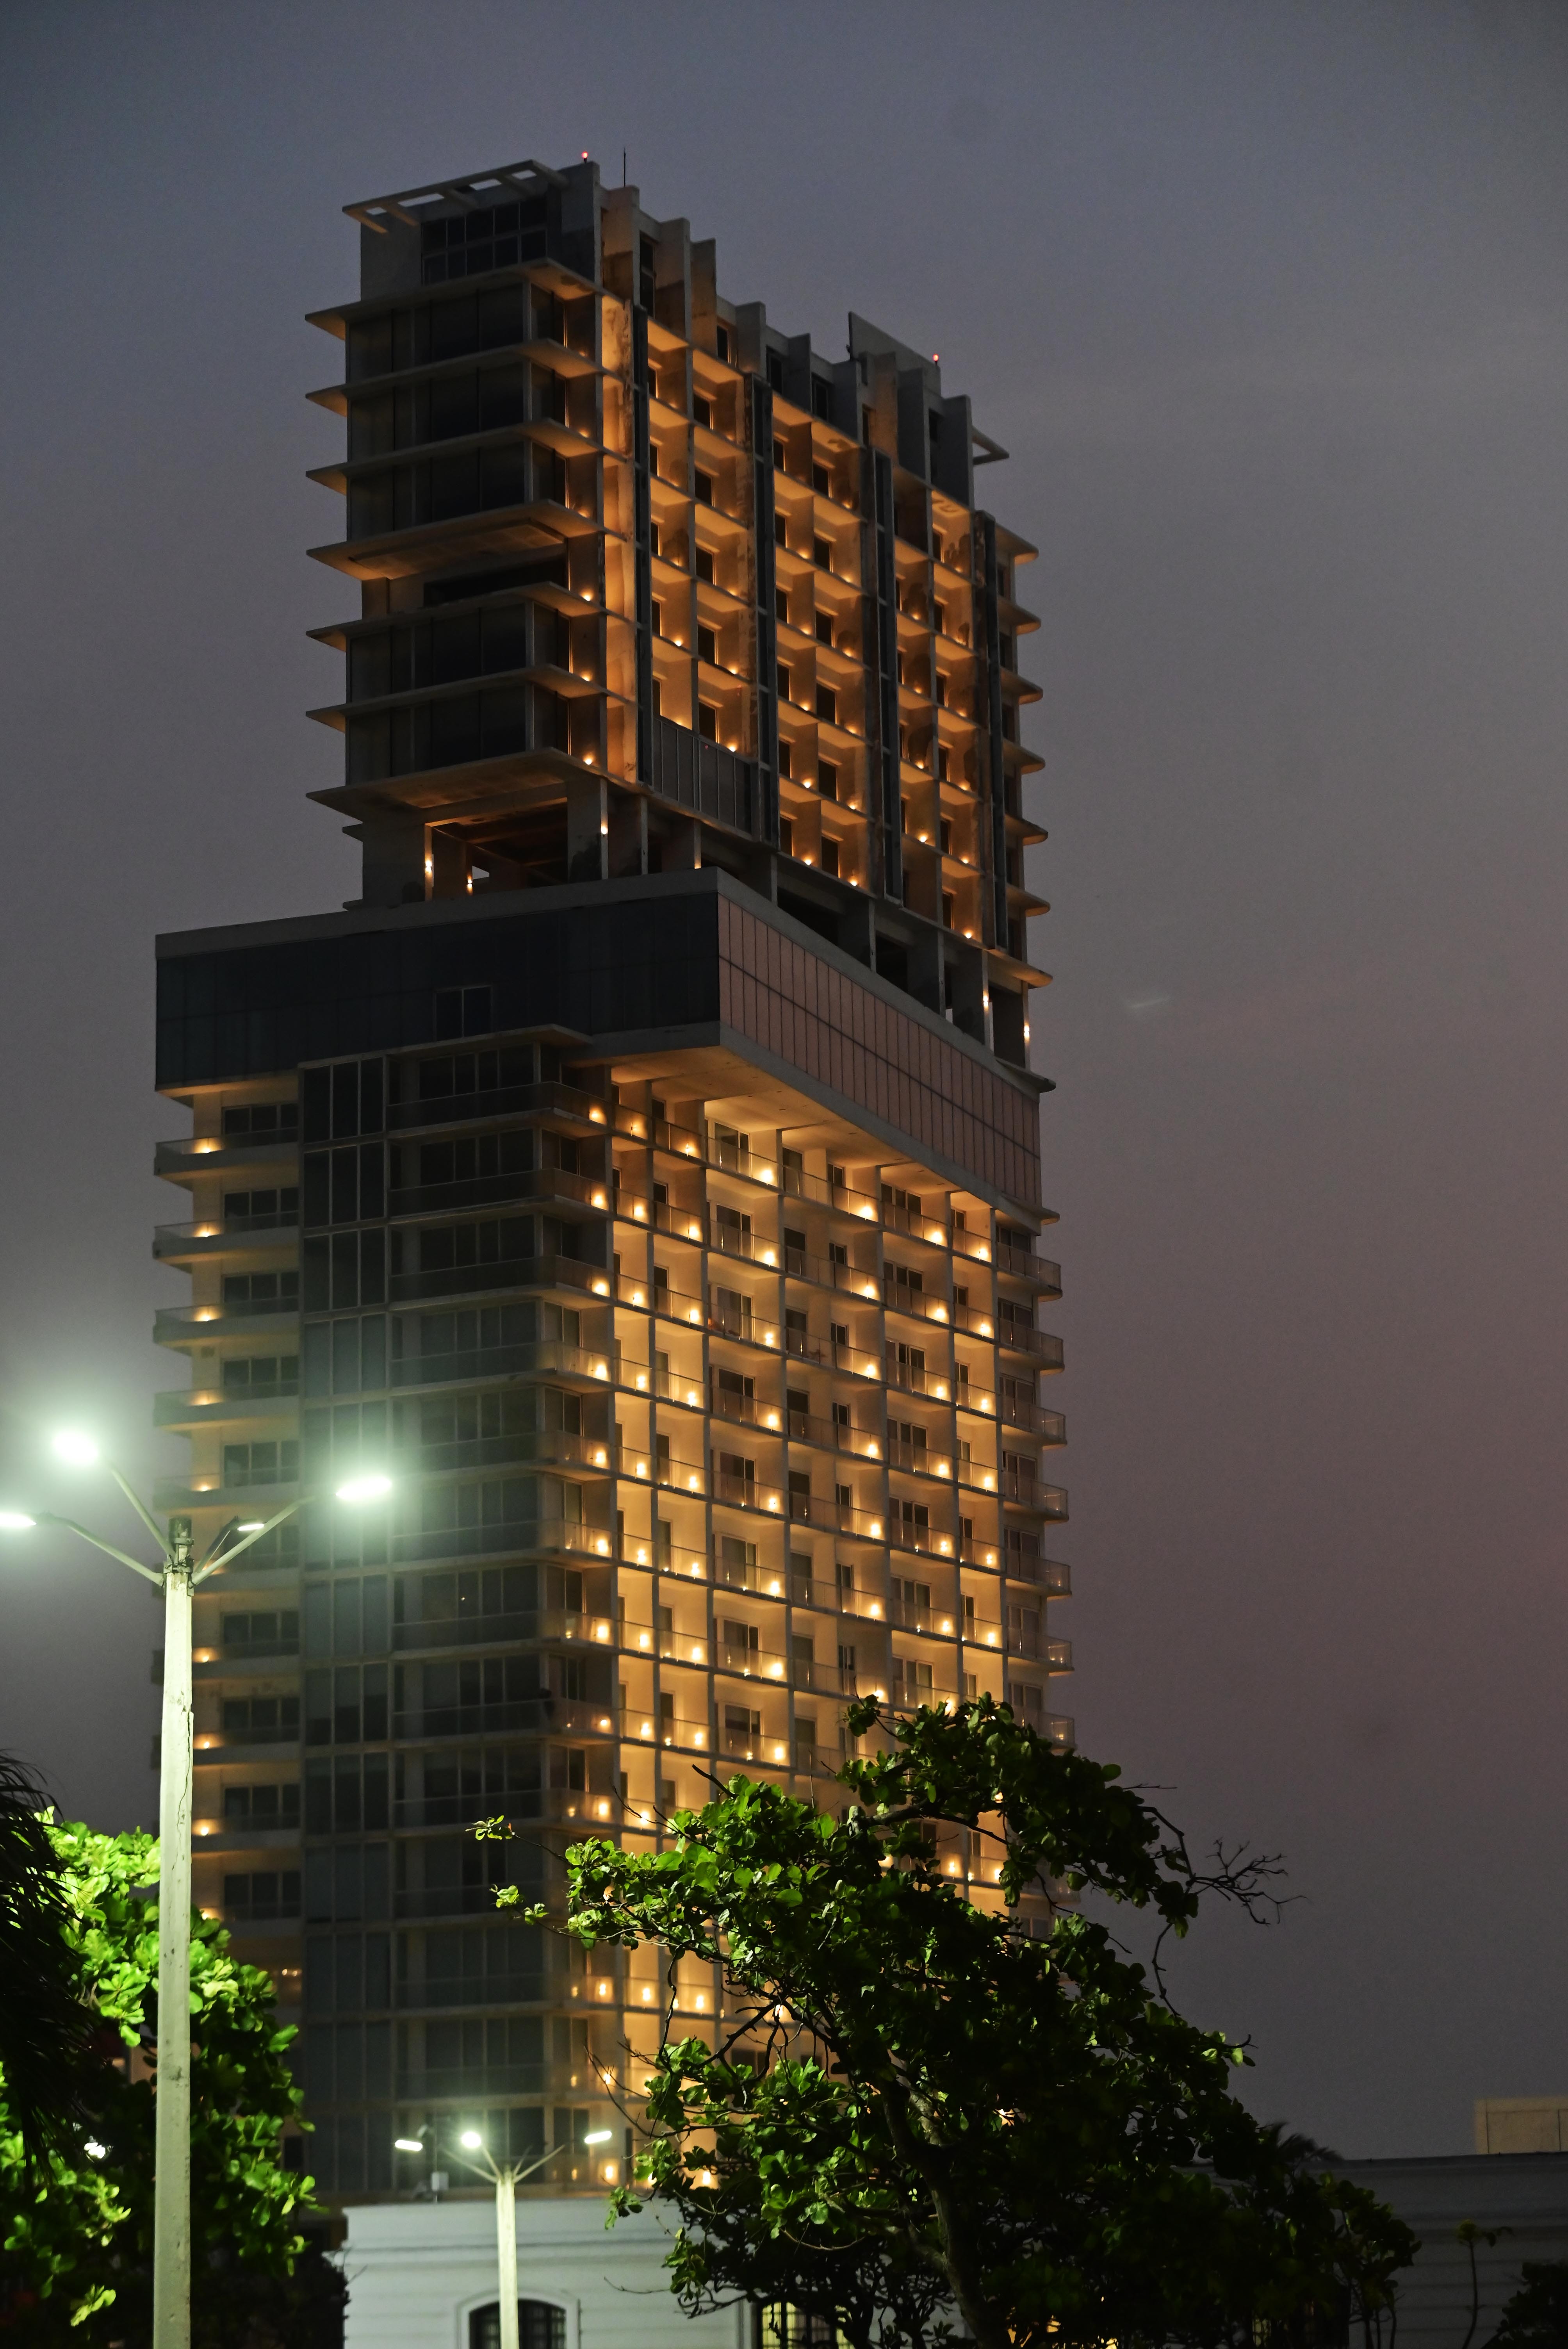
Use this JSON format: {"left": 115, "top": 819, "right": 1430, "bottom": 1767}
{"left": 339, "top": 2192, "right": 747, "bottom": 2349}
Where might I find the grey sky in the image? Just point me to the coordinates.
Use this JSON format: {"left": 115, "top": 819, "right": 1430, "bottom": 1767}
{"left": 1, "top": 0, "right": 1565, "bottom": 2157}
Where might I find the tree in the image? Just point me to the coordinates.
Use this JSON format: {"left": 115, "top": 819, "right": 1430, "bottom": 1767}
{"left": 0, "top": 1754, "right": 94, "bottom": 2155}
{"left": 1490, "top": 2262, "right": 1568, "bottom": 2349}
{"left": 483, "top": 1698, "right": 1416, "bottom": 2349}
{"left": 0, "top": 1815, "right": 330, "bottom": 2344}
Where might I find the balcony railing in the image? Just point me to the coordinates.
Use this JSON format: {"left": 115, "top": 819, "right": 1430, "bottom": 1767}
{"left": 153, "top": 1216, "right": 299, "bottom": 1260}
{"left": 1005, "top": 1554, "right": 1070, "bottom": 1596}
{"left": 710, "top": 1469, "right": 786, "bottom": 1516}
{"left": 782, "top": 1244, "right": 870, "bottom": 1298}
{"left": 386, "top": 1077, "right": 608, "bottom": 1134}
{"left": 887, "top": 1596, "right": 963, "bottom": 1636}
{"left": 153, "top": 1381, "right": 300, "bottom": 1426}
{"left": 886, "top": 1436, "right": 956, "bottom": 1479}
{"left": 392, "top": 1337, "right": 612, "bottom": 1390}
{"left": 884, "top": 1351, "right": 951, "bottom": 1399}
{"left": 397, "top": 1972, "right": 543, "bottom": 2011}
{"left": 411, "top": 1429, "right": 617, "bottom": 1477}
{"left": 997, "top": 1322, "right": 1065, "bottom": 1368}
{"left": 393, "top": 1605, "right": 618, "bottom": 1655}
{"left": 388, "top": 1249, "right": 609, "bottom": 1306}
{"left": 393, "top": 1695, "right": 619, "bottom": 1745}
{"left": 996, "top": 1242, "right": 1062, "bottom": 1295}
{"left": 786, "top": 1408, "right": 881, "bottom": 1461}
{"left": 385, "top": 1166, "right": 611, "bottom": 1220}
{"left": 156, "top": 1297, "right": 298, "bottom": 1338}
{"left": 397, "top": 2064, "right": 546, "bottom": 2097}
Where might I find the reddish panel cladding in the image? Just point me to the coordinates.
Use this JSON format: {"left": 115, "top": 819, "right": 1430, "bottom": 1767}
{"left": 717, "top": 897, "right": 1041, "bottom": 1210}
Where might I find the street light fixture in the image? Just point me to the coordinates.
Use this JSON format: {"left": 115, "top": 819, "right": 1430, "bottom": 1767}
{"left": 394, "top": 2125, "right": 615, "bottom": 2349}
{"left": 0, "top": 1435, "right": 393, "bottom": 2349}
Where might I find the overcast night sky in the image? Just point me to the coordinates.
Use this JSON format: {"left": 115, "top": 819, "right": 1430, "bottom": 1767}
{"left": 2, "top": 0, "right": 1566, "bottom": 2160}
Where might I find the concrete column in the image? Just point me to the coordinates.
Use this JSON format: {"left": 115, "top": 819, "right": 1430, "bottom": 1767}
{"left": 947, "top": 942, "right": 988, "bottom": 1043}
{"left": 837, "top": 896, "right": 876, "bottom": 968}
{"left": 661, "top": 815, "right": 702, "bottom": 872}
{"left": 565, "top": 772, "right": 609, "bottom": 883}
{"left": 427, "top": 827, "right": 467, "bottom": 900}
{"left": 607, "top": 787, "right": 648, "bottom": 879}
{"left": 355, "top": 813, "right": 427, "bottom": 908}
{"left": 907, "top": 925, "right": 944, "bottom": 1016}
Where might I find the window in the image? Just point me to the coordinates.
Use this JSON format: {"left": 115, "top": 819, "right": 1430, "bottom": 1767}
{"left": 773, "top": 443, "right": 788, "bottom": 473}
{"left": 778, "top": 816, "right": 794, "bottom": 857}
{"left": 766, "top": 350, "right": 784, "bottom": 393}
{"left": 222, "top": 1100, "right": 299, "bottom": 1139}
{"left": 433, "top": 984, "right": 493, "bottom": 1040}
{"left": 862, "top": 405, "right": 874, "bottom": 443}
{"left": 650, "top": 599, "right": 664, "bottom": 638}
{"left": 221, "top": 1694, "right": 299, "bottom": 1742}
{"left": 818, "top": 759, "right": 839, "bottom": 802}
{"left": 777, "top": 739, "right": 792, "bottom": 781}
{"left": 648, "top": 520, "right": 660, "bottom": 559}
{"left": 775, "top": 588, "right": 789, "bottom": 625}
{"left": 942, "top": 893, "right": 955, "bottom": 929}
{"left": 223, "top": 1270, "right": 300, "bottom": 1308}
{"left": 819, "top": 838, "right": 840, "bottom": 879}
{"left": 774, "top": 514, "right": 787, "bottom": 549}
{"left": 638, "top": 237, "right": 657, "bottom": 311}
{"left": 697, "top": 625, "right": 717, "bottom": 666}
{"left": 811, "top": 463, "right": 830, "bottom": 495}
{"left": 223, "top": 1782, "right": 300, "bottom": 1828}
{"left": 712, "top": 1287, "right": 752, "bottom": 1339}
{"left": 814, "top": 685, "right": 836, "bottom": 725}
{"left": 811, "top": 380, "right": 831, "bottom": 421}
{"left": 816, "top": 612, "right": 833, "bottom": 647}
{"left": 221, "top": 1609, "right": 299, "bottom": 1652}
{"left": 694, "top": 470, "right": 715, "bottom": 508}
{"left": 695, "top": 546, "right": 715, "bottom": 584}
{"left": 692, "top": 394, "right": 711, "bottom": 430}
{"left": 723, "top": 1704, "right": 761, "bottom": 1755}
{"left": 812, "top": 537, "right": 831, "bottom": 572}
{"left": 223, "top": 1871, "right": 301, "bottom": 1922}
{"left": 224, "top": 1188, "right": 298, "bottom": 1228}
{"left": 223, "top": 1354, "right": 299, "bottom": 1393}
{"left": 715, "top": 324, "right": 731, "bottom": 364}
{"left": 939, "top": 818, "right": 952, "bottom": 855}
{"left": 697, "top": 702, "right": 718, "bottom": 743}
{"left": 470, "top": 2303, "right": 566, "bottom": 2349}
{"left": 222, "top": 1441, "right": 299, "bottom": 1489}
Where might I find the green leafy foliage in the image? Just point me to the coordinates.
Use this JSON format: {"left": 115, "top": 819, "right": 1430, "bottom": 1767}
{"left": 0, "top": 1754, "right": 94, "bottom": 2157}
{"left": 0, "top": 1817, "right": 319, "bottom": 2342}
{"left": 1490, "top": 2261, "right": 1568, "bottom": 2349}
{"left": 483, "top": 1698, "right": 1415, "bottom": 2349}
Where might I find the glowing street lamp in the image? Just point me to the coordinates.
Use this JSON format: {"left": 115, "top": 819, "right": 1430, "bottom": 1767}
{"left": 0, "top": 1433, "right": 392, "bottom": 2349}
{"left": 394, "top": 2125, "right": 613, "bottom": 2349}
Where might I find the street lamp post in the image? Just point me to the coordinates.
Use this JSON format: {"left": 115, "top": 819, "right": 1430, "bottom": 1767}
{"left": 394, "top": 2126, "right": 612, "bottom": 2349}
{"left": 0, "top": 1436, "right": 392, "bottom": 2349}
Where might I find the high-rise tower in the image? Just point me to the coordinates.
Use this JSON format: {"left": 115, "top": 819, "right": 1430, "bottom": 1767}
{"left": 151, "top": 156, "right": 1066, "bottom": 2203}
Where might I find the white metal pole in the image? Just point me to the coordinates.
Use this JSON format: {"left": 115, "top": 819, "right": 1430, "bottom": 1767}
{"left": 153, "top": 1519, "right": 194, "bottom": 2349}
{"left": 496, "top": 2165, "right": 519, "bottom": 2349}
